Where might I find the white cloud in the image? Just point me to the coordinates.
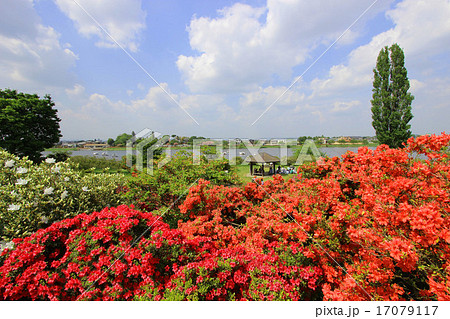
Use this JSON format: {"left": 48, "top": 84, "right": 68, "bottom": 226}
{"left": 177, "top": 0, "right": 391, "bottom": 94}
{"left": 129, "top": 83, "right": 179, "bottom": 112}
{"left": 409, "top": 79, "right": 425, "bottom": 94}
{"left": 54, "top": 0, "right": 146, "bottom": 52}
{"left": 177, "top": 3, "right": 267, "bottom": 93}
{"left": 0, "top": 0, "right": 77, "bottom": 93}
{"left": 66, "top": 84, "right": 86, "bottom": 97}
{"left": 310, "top": 0, "right": 450, "bottom": 97}
{"left": 240, "top": 85, "right": 305, "bottom": 110}
{"left": 58, "top": 83, "right": 208, "bottom": 139}
{"left": 331, "top": 100, "right": 361, "bottom": 113}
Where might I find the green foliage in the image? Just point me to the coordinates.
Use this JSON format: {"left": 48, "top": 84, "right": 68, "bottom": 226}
{"left": 200, "top": 145, "right": 217, "bottom": 155}
{"left": 124, "top": 152, "right": 241, "bottom": 226}
{"left": 232, "top": 156, "right": 244, "bottom": 165}
{"left": 107, "top": 138, "right": 115, "bottom": 146}
{"left": 297, "top": 136, "right": 312, "bottom": 144}
{"left": 188, "top": 136, "right": 205, "bottom": 145}
{"left": 0, "top": 149, "right": 127, "bottom": 241}
{"left": 47, "top": 150, "right": 72, "bottom": 163}
{"left": 371, "top": 43, "right": 414, "bottom": 148}
{"left": 68, "top": 156, "right": 124, "bottom": 172}
{"left": 139, "top": 135, "right": 165, "bottom": 163}
{"left": 114, "top": 133, "right": 132, "bottom": 146}
{"left": 0, "top": 89, "right": 61, "bottom": 163}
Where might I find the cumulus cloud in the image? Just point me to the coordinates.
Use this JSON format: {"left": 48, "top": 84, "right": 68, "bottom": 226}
{"left": 310, "top": 0, "right": 450, "bottom": 97}
{"left": 177, "top": 0, "right": 391, "bottom": 94}
{"left": 129, "top": 83, "right": 179, "bottom": 112}
{"left": 241, "top": 85, "right": 304, "bottom": 107}
{"left": 58, "top": 83, "right": 212, "bottom": 139}
{"left": 65, "top": 83, "right": 86, "bottom": 97}
{"left": 331, "top": 100, "right": 361, "bottom": 113}
{"left": 0, "top": 0, "right": 77, "bottom": 93}
{"left": 54, "top": 0, "right": 146, "bottom": 52}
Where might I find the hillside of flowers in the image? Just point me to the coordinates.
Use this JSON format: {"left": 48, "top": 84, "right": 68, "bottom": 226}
{"left": 0, "top": 134, "right": 449, "bottom": 300}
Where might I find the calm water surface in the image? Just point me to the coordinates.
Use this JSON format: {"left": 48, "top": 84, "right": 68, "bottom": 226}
{"left": 43, "top": 146, "right": 377, "bottom": 161}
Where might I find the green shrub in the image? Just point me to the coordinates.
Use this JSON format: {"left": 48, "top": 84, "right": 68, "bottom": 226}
{"left": 0, "top": 149, "right": 127, "bottom": 241}
{"left": 46, "top": 150, "right": 71, "bottom": 163}
{"left": 124, "top": 152, "right": 242, "bottom": 226}
{"left": 231, "top": 156, "right": 244, "bottom": 165}
{"left": 68, "top": 155, "right": 124, "bottom": 172}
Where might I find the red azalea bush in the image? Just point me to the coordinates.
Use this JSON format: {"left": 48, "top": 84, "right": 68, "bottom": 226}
{"left": 0, "top": 205, "right": 321, "bottom": 300}
{"left": 0, "top": 205, "right": 211, "bottom": 300}
{"left": 142, "top": 243, "right": 322, "bottom": 301}
{"left": 1, "top": 133, "right": 449, "bottom": 300}
{"left": 174, "top": 133, "right": 450, "bottom": 300}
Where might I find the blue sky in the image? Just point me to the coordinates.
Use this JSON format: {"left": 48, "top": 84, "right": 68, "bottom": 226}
{"left": 1, "top": 0, "right": 449, "bottom": 140}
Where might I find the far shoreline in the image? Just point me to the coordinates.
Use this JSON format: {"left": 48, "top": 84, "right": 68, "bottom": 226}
{"left": 45, "top": 143, "right": 379, "bottom": 152}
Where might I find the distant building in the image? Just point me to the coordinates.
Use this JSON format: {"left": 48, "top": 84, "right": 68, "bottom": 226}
{"left": 83, "top": 143, "right": 109, "bottom": 150}
{"left": 337, "top": 137, "right": 352, "bottom": 143}
{"left": 200, "top": 141, "right": 216, "bottom": 146}
{"left": 60, "top": 142, "right": 77, "bottom": 148}
{"left": 263, "top": 139, "right": 287, "bottom": 145}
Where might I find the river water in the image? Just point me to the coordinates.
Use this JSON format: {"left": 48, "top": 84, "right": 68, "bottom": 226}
{"left": 42, "top": 146, "right": 377, "bottom": 161}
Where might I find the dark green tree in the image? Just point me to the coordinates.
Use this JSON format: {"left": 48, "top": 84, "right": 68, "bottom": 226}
{"left": 297, "top": 136, "right": 312, "bottom": 144}
{"left": 0, "top": 89, "right": 61, "bottom": 162}
{"left": 107, "top": 138, "right": 115, "bottom": 146}
{"left": 371, "top": 43, "right": 414, "bottom": 148}
{"left": 115, "top": 133, "right": 133, "bottom": 146}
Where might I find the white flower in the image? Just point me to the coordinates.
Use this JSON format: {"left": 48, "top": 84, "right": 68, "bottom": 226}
{"left": 40, "top": 216, "right": 49, "bottom": 224}
{"left": 15, "top": 178, "right": 29, "bottom": 186}
{"left": 16, "top": 167, "right": 28, "bottom": 174}
{"left": 8, "top": 204, "right": 21, "bottom": 211}
{"left": 10, "top": 190, "right": 17, "bottom": 196}
{"left": 51, "top": 166, "right": 61, "bottom": 173}
{"left": 45, "top": 158, "right": 56, "bottom": 164}
{"left": 0, "top": 241, "right": 15, "bottom": 253}
{"left": 64, "top": 177, "right": 70, "bottom": 182}
{"left": 4, "top": 160, "right": 15, "bottom": 168}
{"left": 82, "top": 186, "right": 89, "bottom": 192}
{"left": 61, "top": 190, "right": 68, "bottom": 199}
{"left": 44, "top": 187, "right": 54, "bottom": 195}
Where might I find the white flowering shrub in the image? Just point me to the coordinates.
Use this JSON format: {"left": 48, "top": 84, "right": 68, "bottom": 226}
{"left": 0, "top": 149, "right": 127, "bottom": 241}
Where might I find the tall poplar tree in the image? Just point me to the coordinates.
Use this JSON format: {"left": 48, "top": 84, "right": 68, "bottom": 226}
{"left": 371, "top": 43, "right": 414, "bottom": 148}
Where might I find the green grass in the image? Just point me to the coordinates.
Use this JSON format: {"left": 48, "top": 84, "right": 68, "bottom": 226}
{"left": 88, "top": 162, "right": 295, "bottom": 184}
{"left": 45, "top": 148, "right": 78, "bottom": 152}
